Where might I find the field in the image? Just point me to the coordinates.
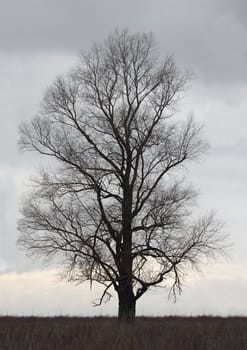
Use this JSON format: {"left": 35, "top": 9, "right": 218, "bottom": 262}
{"left": 0, "top": 316, "right": 247, "bottom": 349}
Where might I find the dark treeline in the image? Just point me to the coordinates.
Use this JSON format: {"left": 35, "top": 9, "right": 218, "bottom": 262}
{"left": 0, "top": 316, "right": 246, "bottom": 349}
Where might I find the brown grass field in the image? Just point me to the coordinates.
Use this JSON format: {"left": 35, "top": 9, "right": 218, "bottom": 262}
{"left": 0, "top": 316, "right": 247, "bottom": 349}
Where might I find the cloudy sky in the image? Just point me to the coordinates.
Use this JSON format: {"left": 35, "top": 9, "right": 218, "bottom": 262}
{"left": 0, "top": 0, "right": 246, "bottom": 316}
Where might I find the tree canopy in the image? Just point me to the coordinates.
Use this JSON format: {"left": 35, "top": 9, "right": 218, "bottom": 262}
{"left": 18, "top": 30, "right": 226, "bottom": 323}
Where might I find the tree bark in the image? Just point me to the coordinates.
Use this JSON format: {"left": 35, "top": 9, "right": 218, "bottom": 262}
{"left": 118, "top": 279, "right": 136, "bottom": 324}
{"left": 117, "top": 177, "right": 135, "bottom": 324}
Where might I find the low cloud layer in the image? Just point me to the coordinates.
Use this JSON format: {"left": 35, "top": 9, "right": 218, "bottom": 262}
{"left": 0, "top": 263, "right": 246, "bottom": 316}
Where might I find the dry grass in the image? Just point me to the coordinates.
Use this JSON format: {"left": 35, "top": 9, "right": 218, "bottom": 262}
{"left": 0, "top": 316, "right": 246, "bottom": 349}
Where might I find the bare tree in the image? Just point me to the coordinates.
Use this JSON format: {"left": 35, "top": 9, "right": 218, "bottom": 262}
{"left": 18, "top": 30, "right": 226, "bottom": 324}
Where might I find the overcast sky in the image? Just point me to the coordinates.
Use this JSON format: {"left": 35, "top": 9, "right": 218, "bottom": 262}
{"left": 0, "top": 0, "right": 246, "bottom": 316}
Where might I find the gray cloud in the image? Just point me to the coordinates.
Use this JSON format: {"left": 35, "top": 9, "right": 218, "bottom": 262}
{"left": 0, "top": 0, "right": 149, "bottom": 52}
{"left": 1, "top": 0, "right": 247, "bottom": 84}
{"left": 213, "top": 0, "right": 247, "bottom": 26}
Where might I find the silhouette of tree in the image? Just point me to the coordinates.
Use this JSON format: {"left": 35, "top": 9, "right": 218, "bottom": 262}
{"left": 18, "top": 30, "right": 226, "bottom": 324}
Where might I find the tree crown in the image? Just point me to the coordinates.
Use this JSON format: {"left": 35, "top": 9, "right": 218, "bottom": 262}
{"left": 18, "top": 30, "right": 226, "bottom": 307}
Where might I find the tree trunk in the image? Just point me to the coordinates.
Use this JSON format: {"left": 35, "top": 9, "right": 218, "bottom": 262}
{"left": 118, "top": 280, "right": 136, "bottom": 324}
{"left": 118, "top": 179, "right": 135, "bottom": 325}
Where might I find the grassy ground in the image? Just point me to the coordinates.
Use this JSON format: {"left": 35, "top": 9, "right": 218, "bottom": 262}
{"left": 0, "top": 316, "right": 246, "bottom": 349}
